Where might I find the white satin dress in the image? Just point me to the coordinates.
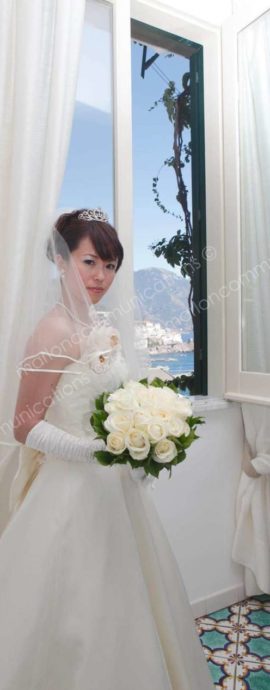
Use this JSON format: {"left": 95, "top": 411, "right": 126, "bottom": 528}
{"left": 0, "top": 328, "right": 214, "bottom": 690}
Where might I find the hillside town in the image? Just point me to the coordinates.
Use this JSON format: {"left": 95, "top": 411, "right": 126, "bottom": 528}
{"left": 135, "top": 320, "right": 194, "bottom": 354}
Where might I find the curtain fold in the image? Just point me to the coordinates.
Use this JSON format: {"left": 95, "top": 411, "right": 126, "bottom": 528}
{"left": 232, "top": 403, "right": 270, "bottom": 595}
{"left": 232, "top": 8, "right": 270, "bottom": 597}
{"left": 0, "top": 0, "right": 85, "bottom": 536}
{"left": 238, "top": 11, "right": 270, "bottom": 372}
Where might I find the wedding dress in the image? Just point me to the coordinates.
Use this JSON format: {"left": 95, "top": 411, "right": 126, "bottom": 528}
{"left": 0, "top": 328, "right": 213, "bottom": 690}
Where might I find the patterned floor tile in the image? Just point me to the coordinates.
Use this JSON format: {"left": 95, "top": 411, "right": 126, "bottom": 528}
{"left": 234, "top": 662, "right": 270, "bottom": 690}
{"left": 206, "top": 658, "right": 228, "bottom": 688}
{"left": 209, "top": 607, "right": 236, "bottom": 622}
{"left": 196, "top": 605, "right": 241, "bottom": 632}
{"left": 240, "top": 595, "right": 270, "bottom": 614}
{"left": 199, "top": 628, "right": 234, "bottom": 655}
{"left": 247, "top": 595, "right": 270, "bottom": 608}
{"left": 196, "top": 595, "right": 270, "bottom": 688}
{"left": 196, "top": 614, "right": 260, "bottom": 644}
{"left": 202, "top": 644, "right": 270, "bottom": 689}
{"left": 246, "top": 635, "right": 270, "bottom": 661}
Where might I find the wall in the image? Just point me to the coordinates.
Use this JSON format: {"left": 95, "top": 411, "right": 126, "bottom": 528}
{"left": 137, "top": 0, "right": 232, "bottom": 26}
{"left": 152, "top": 401, "right": 245, "bottom": 616}
{"left": 232, "top": 0, "right": 270, "bottom": 15}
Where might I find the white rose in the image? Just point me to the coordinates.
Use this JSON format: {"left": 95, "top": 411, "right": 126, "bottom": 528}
{"left": 151, "top": 387, "right": 176, "bottom": 405}
{"left": 149, "top": 408, "right": 172, "bottom": 421}
{"left": 104, "top": 412, "right": 133, "bottom": 433}
{"left": 106, "top": 431, "right": 126, "bottom": 455}
{"left": 146, "top": 418, "right": 167, "bottom": 443}
{"left": 129, "top": 384, "right": 177, "bottom": 416}
{"left": 147, "top": 387, "right": 178, "bottom": 417}
{"left": 133, "top": 410, "right": 153, "bottom": 430}
{"left": 104, "top": 401, "right": 117, "bottom": 414}
{"left": 166, "top": 416, "right": 186, "bottom": 438}
{"left": 134, "top": 388, "right": 152, "bottom": 408}
{"left": 125, "top": 429, "right": 150, "bottom": 461}
{"left": 104, "top": 388, "right": 137, "bottom": 414}
{"left": 173, "top": 396, "right": 192, "bottom": 419}
{"left": 124, "top": 380, "right": 146, "bottom": 394}
{"left": 153, "top": 439, "right": 178, "bottom": 464}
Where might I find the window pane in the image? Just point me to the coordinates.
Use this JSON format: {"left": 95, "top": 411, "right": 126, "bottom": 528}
{"left": 131, "top": 37, "right": 194, "bottom": 383}
{"left": 58, "top": 0, "right": 114, "bottom": 220}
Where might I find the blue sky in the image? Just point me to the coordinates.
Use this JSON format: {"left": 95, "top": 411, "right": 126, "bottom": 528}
{"left": 58, "top": 13, "right": 191, "bottom": 275}
{"left": 131, "top": 43, "right": 191, "bottom": 271}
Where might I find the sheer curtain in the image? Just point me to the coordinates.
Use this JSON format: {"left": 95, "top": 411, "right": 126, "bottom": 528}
{"left": 0, "top": 0, "right": 85, "bottom": 536}
{"left": 232, "top": 403, "right": 270, "bottom": 595}
{"left": 231, "top": 9, "right": 270, "bottom": 595}
{"left": 238, "top": 10, "right": 270, "bottom": 373}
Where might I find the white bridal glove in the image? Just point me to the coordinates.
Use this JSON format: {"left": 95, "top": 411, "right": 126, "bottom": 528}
{"left": 129, "top": 465, "right": 156, "bottom": 490}
{"left": 25, "top": 420, "right": 106, "bottom": 464}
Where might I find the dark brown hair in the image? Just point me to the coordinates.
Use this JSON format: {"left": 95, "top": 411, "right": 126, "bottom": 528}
{"left": 46, "top": 209, "right": 124, "bottom": 271}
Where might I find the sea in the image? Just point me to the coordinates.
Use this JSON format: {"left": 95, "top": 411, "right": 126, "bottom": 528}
{"left": 149, "top": 351, "right": 194, "bottom": 377}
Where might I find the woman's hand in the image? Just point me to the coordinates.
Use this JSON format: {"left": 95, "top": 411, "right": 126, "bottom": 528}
{"left": 24, "top": 421, "right": 107, "bottom": 465}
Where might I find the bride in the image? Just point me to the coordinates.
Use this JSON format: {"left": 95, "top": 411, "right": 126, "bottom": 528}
{"left": 0, "top": 209, "right": 214, "bottom": 690}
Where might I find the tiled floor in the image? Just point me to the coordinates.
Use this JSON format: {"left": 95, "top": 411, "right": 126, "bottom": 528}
{"left": 196, "top": 595, "right": 270, "bottom": 689}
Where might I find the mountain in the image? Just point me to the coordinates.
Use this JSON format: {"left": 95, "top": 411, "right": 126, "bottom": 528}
{"left": 134, "top": 268, "right": 192, "bottom": 333}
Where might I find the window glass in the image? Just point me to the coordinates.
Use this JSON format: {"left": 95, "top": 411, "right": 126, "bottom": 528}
{"left": 131, "top": 38, "right": 194, "bottom": 383}
{"left": 58, "top": 0, "right": 114, "bottom": 220}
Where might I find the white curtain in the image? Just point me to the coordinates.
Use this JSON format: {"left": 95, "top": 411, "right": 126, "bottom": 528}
{"left": 232, "top": 8, "right": 270, "bottom": 596}
{"left": 238, "top": 11, "right": 270, "bottom": 373}
{"left": 0, "top": 0, "right": 85, "bottom": 535}
{"left": 232, "top": 403, "right": 270, "bottom": 595}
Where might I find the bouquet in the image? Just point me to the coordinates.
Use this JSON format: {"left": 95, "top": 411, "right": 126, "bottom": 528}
{"left": 90, "top": 378, "right": 204, "bottom": 480}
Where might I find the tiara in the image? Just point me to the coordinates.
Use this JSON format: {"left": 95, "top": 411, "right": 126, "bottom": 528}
{"left": 77, "top": 208, "right": 109, "bottom": 222}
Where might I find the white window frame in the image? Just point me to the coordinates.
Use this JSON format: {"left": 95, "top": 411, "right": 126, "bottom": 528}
{"left": 88, "top": 0, "right": 224, "bottom": 397}
{"left": 222, "top": 0, "right": 270, "bottom": 405}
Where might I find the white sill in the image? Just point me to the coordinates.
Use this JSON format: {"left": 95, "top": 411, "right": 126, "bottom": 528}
{"left": 189, "top": 396, "right": 233, "bottom": 413}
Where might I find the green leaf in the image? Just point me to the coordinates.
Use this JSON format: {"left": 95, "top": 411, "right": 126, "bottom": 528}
{"left": 174, "top": 440, "right": 185, "bottom": 451}
{"left": 98, "top": 411, "right": 107, "bottom": 422}
{"left": 94, "top": 451, "right": 113, "bottom": 466}
{"left": 92, "top": 413, "right": 107, "bottom": 435}
{"left": 90, "top": 412, "right": 108, "bottom": 438}
{"left": 102, "top": 392, "right": 110, "bottom": 407}
{"left": 148, "top": 377, "right": 166, "bottom": 388}
{"left": 165, "top": 381, "right": 178, "bottom": 392}
{"left": 189, "top": 415, "right": 205, "bottom": 427}
{"left": 94, "top": 393, "right": 105, "bottom": 411}
{"left": 147, "top": 460, "right": 162, "bottom": 478}
{"left": 175, "top": 450, "right": 186, "bottom": 463}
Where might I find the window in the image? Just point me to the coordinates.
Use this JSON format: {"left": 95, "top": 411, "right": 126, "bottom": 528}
{"left": 59, "top": 0, "right": 114, "bottom": 218}
{"left": 223, "top": 6, "right": 270, "bottom": 403}
{"left": 131, "top": 21, "right": 207, "bottom": 394}
{"left": 59, "top": 0, "right": 214, "bottom": 396}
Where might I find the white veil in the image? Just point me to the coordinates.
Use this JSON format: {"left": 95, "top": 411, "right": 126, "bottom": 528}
{"left": 0, "top": 208, "right": 149, "bottom": 536}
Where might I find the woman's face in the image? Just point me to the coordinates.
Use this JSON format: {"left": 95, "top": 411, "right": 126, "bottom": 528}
{"left": 59, "top": 236, "right": 118, "bottom": 304}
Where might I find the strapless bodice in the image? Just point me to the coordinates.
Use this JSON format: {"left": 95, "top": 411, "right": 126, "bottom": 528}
{"left": 45, "top": 325, "right": 129, "bottom": 438}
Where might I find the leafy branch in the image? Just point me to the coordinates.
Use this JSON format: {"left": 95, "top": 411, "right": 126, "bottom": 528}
{"left": 148, "top": 68, "right": 195, "bottom": 392}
